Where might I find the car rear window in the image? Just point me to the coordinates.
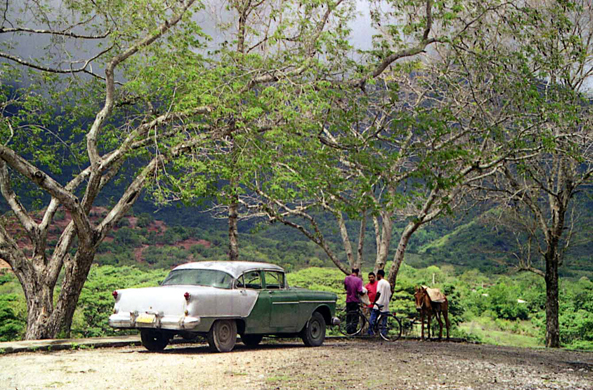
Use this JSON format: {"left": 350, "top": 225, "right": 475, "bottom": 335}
{"left": 161, "top": 269, "right": 233, "bottom": 289}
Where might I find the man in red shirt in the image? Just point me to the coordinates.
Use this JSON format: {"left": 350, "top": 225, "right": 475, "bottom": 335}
{"left": 365, "top": 272, "right": 378, "bottom": 313}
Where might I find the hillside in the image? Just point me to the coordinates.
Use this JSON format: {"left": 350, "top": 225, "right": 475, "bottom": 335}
{"left": 0, "top": 205, "right": 334, "bottom": 272}
{"left": 2, "top": 199, "right": 592, "bottom": 279}
{"left": 405, "top": 205, "right": 593, "bottom": 280}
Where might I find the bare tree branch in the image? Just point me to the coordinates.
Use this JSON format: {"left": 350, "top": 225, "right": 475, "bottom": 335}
{"left": 0, "top": 26, "right": 110, "bottom": 39}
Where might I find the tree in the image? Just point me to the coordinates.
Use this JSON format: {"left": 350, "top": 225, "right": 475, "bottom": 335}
{"left": 457, "top": 0, "right": 593, "bottom": 347}
{"left": 0, "top": 0, "right": 248, "bottom": 339}
{"left": 146, "top": 0, "right": 358, "bottom": 260}
{"left": 202, "top": 0, "right": 526, "bottom": 289}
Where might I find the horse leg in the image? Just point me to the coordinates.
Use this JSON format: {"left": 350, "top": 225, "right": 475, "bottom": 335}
{"left": 427, "top": 312, "right": 431, "bottom": 340}
{"left": 443, "top": 309, "right": 450, "bottom": 340}
{"left": 436, "top": 310, "right": 443, "bottom": 340}
{"left": 420, "top": 310, "right": 425, "bottom": 340}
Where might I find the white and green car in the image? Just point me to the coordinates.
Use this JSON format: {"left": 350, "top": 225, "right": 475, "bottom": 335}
{"left": 109, "top": 261, "right": 339, "bottom": 352}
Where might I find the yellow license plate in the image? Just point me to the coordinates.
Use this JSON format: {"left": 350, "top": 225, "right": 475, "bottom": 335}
{"left": 136, "top": 314, "right": 155, "bottom": 324}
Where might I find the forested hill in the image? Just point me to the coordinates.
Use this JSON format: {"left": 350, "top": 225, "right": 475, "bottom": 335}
{"left": 3, "top": 196, "right": 591, "bottom": 280}
{"left": 133, "top": 193, "right": 593, "bottom": 279}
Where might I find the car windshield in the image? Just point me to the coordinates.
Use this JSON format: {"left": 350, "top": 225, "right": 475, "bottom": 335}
{"left": 161, "top": 269, "right": 233, "bottom": 289}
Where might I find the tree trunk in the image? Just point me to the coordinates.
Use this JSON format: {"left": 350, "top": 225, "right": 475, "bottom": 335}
{"left": 50, "top": 248, "right": 97, "bottom": 337}
{"left": 387, "top": 220, "right": 420, "bottom": 289}
{"left": 228, "top": 191, "right": 239, "bottom": 261}
{"left": 544, "top": 252, "right": 560, "bottom": 348}
{"left": 355, "top": 212, "right": 367, "bottom": 271}
{"left": 542, "top": 188, "right": 567, "bottom": 348}
{"left": 17, "top": 245, "right": 97, "bottom": 339}
{"left": 373, "top": 212, "right": 393, "bottom": 273}
{"left": 228, "top": 129, "right": 239, "bottom": 262}
{"left": 6, "top": 251, "right": 59, "bottom": 340}
{"left": 336, "top": 212, "right": 355, "bottom": 268}
{"left": 24, "top": 283, "right": 55, "bottom": 340}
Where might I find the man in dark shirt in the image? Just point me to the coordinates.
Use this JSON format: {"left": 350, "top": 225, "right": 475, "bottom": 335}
{"left": 344, "top": 268, "right": 363, "bottom": 334}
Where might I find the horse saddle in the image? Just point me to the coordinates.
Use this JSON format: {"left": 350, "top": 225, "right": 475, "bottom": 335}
{"left": 422, "top": 286, "right": 447, "bottom": 303}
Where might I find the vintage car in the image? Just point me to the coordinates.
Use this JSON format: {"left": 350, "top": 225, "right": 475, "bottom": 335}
{"left": 109, "top": 261, "right": 339, "bottom": 352}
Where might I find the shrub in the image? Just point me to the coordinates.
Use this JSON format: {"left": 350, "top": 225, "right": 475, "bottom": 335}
{"left": 0, "top": 294, "right": 26, "bottom": 341}
{"left": 137, "top": 213, "right": 153, "bottom": 228}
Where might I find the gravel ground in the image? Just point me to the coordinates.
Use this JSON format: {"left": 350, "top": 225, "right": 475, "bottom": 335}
{"left": 1, "top": 339, "right": 592, "bottom": 390}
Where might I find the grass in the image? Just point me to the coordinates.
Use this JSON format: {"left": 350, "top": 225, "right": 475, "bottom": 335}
{"left": 459, "top": 318, "right": 542, "bottom": 348}
{"left": 70, "top": 343, "right": 93, "bottom": 351}
{"left": 418, "top": 220, "right": 477, "bottom": 254}
{"left": 266, "top": 375, "right": 290, "bottom": 383}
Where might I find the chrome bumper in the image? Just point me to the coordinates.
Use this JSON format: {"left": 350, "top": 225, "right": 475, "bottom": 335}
{"left": 109, "top": 312, "right": 201, "bottom": 330}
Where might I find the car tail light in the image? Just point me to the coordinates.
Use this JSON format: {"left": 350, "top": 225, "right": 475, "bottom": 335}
{"left": 112, "top": 290, "right": 118, "bottom": 299}
{"left": 184, "top": 292, "right": 190, "bottom": 301}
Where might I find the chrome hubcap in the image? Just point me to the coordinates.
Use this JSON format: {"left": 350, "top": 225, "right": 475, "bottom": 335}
{"left": 219, "top": 324, "right": 230, "bottom": 341}
{"left": 311, "top": 321, "right": 320, "bottom": 338}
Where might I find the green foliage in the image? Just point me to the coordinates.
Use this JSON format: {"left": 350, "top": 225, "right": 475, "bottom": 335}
{"left": 136, "top": 213, "right": 153, "bottom": 228}
{"left": 142, "top": 246, "right": 190, "bottom": 268}
{"left": 0, "top": 294, "right": 26, "bottom": 341}
{"left": 0, "top": 272, "right": 26, "bottom": 341}
{"left": 288, "top": 267, "right": 346, "bottom": 304}
{"left": 486, "top": 279, "right": 531, "bottom": 321}
{"left": 114, "top": 227, "right": 144, "bottom": 247}
{"left": 558, "top": 277, "right": 593, "bottom": 350}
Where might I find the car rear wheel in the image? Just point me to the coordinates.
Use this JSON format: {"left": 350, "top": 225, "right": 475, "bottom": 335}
{"left": 300, "top": 312, "right": 326, "bottom": 347}
{"left": 140, "top": 330, "right": 169, "bottom": 352}
{"left": 241, "top": 334, "right": 263, "bottom": 347}
{"left": 207, "top": 320, "right": 237, "bottom": 352}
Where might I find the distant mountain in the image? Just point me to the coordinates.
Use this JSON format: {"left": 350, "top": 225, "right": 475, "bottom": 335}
{"left": 1, "top": 191, "right": 591, "bottom": 279}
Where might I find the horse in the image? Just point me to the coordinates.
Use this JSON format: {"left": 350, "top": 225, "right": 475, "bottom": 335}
{"left": 414, "top": 286, "right": 450, "bottom": 340}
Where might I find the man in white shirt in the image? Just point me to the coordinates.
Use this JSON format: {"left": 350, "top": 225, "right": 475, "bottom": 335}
{"left": 368, "top": 269, "right": 391, "bottom": 336}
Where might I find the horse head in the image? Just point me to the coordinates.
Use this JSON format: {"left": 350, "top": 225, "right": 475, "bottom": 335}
{"left": 414, "top": 286, "right": 428, "bottom": 311}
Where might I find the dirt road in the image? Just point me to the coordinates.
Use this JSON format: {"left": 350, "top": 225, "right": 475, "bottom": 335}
{"left": 1, "top": 339, "right": 592, "bottom": 390}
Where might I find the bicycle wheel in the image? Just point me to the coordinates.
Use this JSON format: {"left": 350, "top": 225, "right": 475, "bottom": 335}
{"left": 337, "top": 309, "right": 366, "bottom": 336}
{"left": 405, "top": 318, "right": 421, "bottom": 338}
{"left": 378, "top": 313, "right": 402, "bottom": 341}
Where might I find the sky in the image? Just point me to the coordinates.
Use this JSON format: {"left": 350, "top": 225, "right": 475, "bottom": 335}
{"left": 1, "top": 0, "right": 378, "bottom": 72}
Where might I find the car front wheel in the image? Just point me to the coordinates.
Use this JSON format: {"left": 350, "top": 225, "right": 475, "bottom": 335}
{"left": 300, "top": 312, "right": 326, "bottom": 347}
{"left": 140, "top": 330, "right": 169, "bottom": 352}
{"left": 207, "top": 320, "right": 237, "bottom": 352}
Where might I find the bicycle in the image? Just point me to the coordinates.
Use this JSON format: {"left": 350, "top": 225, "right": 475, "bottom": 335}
{"left": 337, "top": 303, "right": 402, "bottom": 341}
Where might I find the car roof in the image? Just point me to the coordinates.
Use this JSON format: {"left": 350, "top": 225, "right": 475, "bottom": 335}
{"left": 172, "top": 261, "right": 284, "bottom": 278}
